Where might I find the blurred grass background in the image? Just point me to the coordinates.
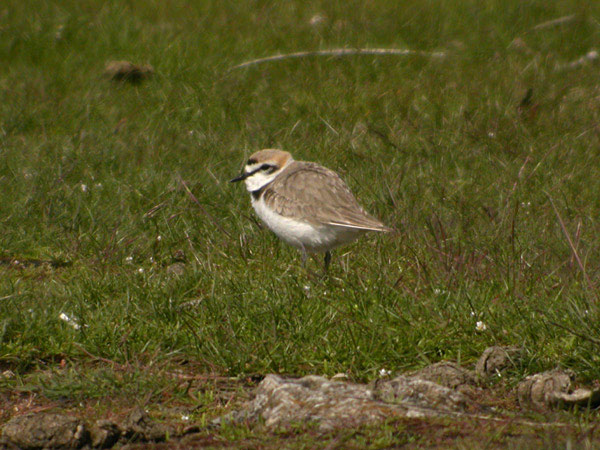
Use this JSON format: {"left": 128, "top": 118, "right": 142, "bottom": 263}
{"left": 1, "top": 0, "right": 600, "bottom": 393}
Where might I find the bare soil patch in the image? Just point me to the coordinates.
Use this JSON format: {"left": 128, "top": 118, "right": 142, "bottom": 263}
{"left": 2, "top": 348, "right": 600, "bottom": 449}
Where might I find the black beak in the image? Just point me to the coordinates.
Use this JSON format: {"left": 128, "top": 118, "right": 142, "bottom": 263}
{"left": 230, "top": 172, "right": 248, "bottom": 183}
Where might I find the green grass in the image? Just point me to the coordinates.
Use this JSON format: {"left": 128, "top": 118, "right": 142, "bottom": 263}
{"left": 2, "top": 0, "right": 600, "bottom": 410}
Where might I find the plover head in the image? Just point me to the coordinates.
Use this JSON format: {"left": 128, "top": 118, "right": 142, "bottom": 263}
{"left": 230, "top": 149, "right": 293, "bottom": 192}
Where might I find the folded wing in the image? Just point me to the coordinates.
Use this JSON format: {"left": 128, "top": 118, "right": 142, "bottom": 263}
{"left": 264, "top": 162, "right": 392, "bottom": 232}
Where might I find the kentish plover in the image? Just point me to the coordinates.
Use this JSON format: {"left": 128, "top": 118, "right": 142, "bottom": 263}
{"left": 231, "top": 149, "right": 392, "bottom": 269}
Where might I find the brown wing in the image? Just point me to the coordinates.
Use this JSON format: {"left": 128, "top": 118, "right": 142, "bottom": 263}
{"left": 263, "top": 161, "right": 391, "bottom": 232}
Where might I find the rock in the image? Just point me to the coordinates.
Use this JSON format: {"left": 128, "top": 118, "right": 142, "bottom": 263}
{"left": 104, "top": 60, "right": 153, "bottom": 83}
{"left": 0, "top": 413, "right": 88, "bottom": 449}
{"left": 408, "top": 362, "right": 477, "bottom": 390}
{"left": 550, "top": 388, "right": 600, "bottom": 409}
{"left": 0, "top": 410, "right": 177, "bottom": 449}
{"left": 215, "top": 374, "right": 475, "bottom": 431}
{"left": 372, "top": 375, "right": 470, "bottom": 411}
{"left": 166, "top": 262, "right": 186, "bottom": 276}
{"left": 89, "top": 419, "right": 120, "bottom": 448}
{"left": 517, "top": 369, "right": 600, "bottom": 410}
{"left": 516, "top": 369, "right": 574, "bottom": 410}
{"left": 120, "top": 407, "right": 170, "bottom": 443}
{"left": 476, "top": 346, "right": 522, "bottom": 378}
{"left": 330, "top": 373, "right": 349, "bottom": 381}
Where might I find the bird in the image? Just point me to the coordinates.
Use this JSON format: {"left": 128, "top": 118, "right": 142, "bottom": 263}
{"left": 231, "top": 149, "right": 392, "bottom": 270}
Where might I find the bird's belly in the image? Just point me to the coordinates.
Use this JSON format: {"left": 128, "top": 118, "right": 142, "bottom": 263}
{"left": 251, "top": 197, "right": 360, "bottom": 252}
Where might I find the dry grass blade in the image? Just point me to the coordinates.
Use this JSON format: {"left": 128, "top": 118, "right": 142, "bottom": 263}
{"left": 230, "top": 48, "right": 446, "bottom": 71}
{"left": 180, "top": 178, "right": 232, "bottom": 238}
{"left": 0, "top": 257, "right": 71, "bottom": 268}
{"left": 74, "top": 343, "right": 233, "bottom": 380}
{"left": 73, "top": 342, "right": 129, "bottom": 370}
{"left": 535, "top": 310, "right": 600, "bottom": 346}
{"left": 144, "top": 201, "right": 167, "bottom": 219}
{"left": 546, "top": 193, "right": 597, "bottom": 300}
{"left": 532, "top": 14, "right": 576, "bottom": 31}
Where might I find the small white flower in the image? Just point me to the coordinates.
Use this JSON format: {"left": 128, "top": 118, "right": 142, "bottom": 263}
{"left": 156, "top": 235, "right": 162, "bottom": 241}
{"left": 125, "top": 256, "right": 133, "bottom": 263}
{"left": 433, "top": 288, "right": 441, "bottom": 295}
{"left": 379, "top": 368, "right": 391, "bottom": 377}
{"left": 94, "top": 183, "right": 102, "bottom": 188}
{"left": 181, "top": 415, "right": 190, "bottom": 421}
{"left": 476, "top": 321, "right": 487, "bottom": 332}
{"left": 137, "top": 268, "right": 144, "bottom": 274}
{"left": 59, "top": 312, "right": 81, "bottom": 330}
{"left": 488, "top": 132, "right": 496, "bottom": 138}
{"left": 470, "top": 311, "right": 476, "bottom": 317}
{"left": 149, "top": 256, "right": 154, "bottom": 263}
{"left": 80, "top": 184, "right": 88, "bottom": 192}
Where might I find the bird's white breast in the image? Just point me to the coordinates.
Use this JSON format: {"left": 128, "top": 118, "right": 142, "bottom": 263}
{"left": 251, "top": 195, "right": 361, "bottom": 252}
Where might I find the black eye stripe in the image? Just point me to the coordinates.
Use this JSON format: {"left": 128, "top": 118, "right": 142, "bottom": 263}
{"left": 244, "top": 164, "right": 275, "bottom": 178}
{"left": 244, "top": 163, "right": 277, "bottom": 178}
{"left": 261, "top": 164, "right": 277, "bottom": 173}
{"left": 247, "top": 158, "right": 257, "bottom": 165}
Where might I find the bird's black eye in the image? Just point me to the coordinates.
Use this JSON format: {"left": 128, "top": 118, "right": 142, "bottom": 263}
{"left": 247, "top": 158, "right": 257, "bottom": 165}
{"left": 261, "top": 164, "right": 277, "bottom": 174}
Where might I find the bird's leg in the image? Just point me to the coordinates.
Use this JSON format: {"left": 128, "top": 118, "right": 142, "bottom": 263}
{"left": 324, "top": 251, "right": 332, "bottom": 273}
{"left": 300, "top": 245, "right": 308, "bottom": 267}
{"left": 299, "top": 246, "right": 322, "bottom": 279}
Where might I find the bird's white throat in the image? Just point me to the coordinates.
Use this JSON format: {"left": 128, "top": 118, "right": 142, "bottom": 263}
{"left": 244, "top": 170, "right": 278, "bottom": 192}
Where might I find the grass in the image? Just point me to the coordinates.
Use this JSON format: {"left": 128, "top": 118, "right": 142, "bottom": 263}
{"left": 2, "top": 0, "right": 600, "bottom": 446}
